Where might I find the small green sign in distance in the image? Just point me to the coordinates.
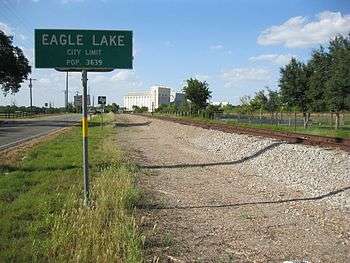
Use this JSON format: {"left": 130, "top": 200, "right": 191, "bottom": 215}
{"left": 35, "top": 29, "right": 133, "bottom": 70}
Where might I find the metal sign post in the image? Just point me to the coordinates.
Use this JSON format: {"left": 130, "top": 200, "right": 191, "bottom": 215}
{"left": 82, "top": 70, "right": 89, "bottom": 206}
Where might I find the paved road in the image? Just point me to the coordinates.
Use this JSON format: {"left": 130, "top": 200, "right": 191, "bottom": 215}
{"left": 0, "top": 114, "right": 81, "bottom": 150}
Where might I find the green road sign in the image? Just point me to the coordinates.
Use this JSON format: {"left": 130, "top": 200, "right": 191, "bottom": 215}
{"left": 35, "top": 29, "right": 133, "bottom": 70}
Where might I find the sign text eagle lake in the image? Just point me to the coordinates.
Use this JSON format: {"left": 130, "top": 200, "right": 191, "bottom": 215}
{"left": 35, "top": 29, "right": 133, "bottom": 69}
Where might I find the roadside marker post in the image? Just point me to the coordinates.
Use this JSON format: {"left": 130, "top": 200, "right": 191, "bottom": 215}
{"left": 35, "top": 29, "right": 133, "bottom": 206}
{"left": 101, "top": 107, "right": 104, "bottom": 129}
{"left": 101, "top": 104, "right": 104, "bottom": 129}
{"left": 98, "top": 96, "right": 106, "bottom": 129}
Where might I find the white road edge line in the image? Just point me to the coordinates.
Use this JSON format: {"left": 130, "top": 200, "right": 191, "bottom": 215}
{"left": 0, "top": 127, "right": 63, "bottom": 151}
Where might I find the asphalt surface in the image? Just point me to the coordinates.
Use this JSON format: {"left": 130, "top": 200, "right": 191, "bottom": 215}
{"left": 0, "top": 114, "right": 81, "bottom": 150}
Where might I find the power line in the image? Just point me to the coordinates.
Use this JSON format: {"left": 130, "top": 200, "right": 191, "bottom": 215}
{"left": 0, "top": 1, "right": 34, "bottom": 48}
{"left": 0, "top": 17, "right": 33, "bottom": 51}
{"left": 2, "top": 1, "right": 34, "bottom": 37}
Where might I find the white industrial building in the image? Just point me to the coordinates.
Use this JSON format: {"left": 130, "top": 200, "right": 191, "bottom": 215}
{"left": 123, "top": 85, "right": 173, "bottom": 112}
{"left": 170, "top": 92, "right": 186, "bottom": 106}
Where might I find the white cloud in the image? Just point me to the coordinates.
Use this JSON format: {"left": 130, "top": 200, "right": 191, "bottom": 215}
{"left": 249, "top": 54, "right": 296, "bottom": 65}
{"left": 210, "top": 44, "right": 224, "bottom": 50}
{"left": 38, "top": 78, "right": 51, "bottom": 85}
{"left": 0, "top": 22, "right": 30, "bottom": 51}
{"left": 18, "top": 34, "right": 27, "bottom": 41}
{"left": 0, "top": 22, "right": 12, "bottom": 35}
{"left": 194, "top": 74, "right": 210, "bottom": 81}
{"left": 258, "top": 11, "right": 350, "bottom": 48}
{"left": 210, "top": 45, "right": 232, "bottom": 56}
{"left": 89, "top": 70, "right": 143, "bottom": 92}
{"left": 19, "top": 47, "right": 34, "bottom": 65}
{"left": 221, "top": 68, "right": 270, "bottom": 88}
{"left": 111, "top": 70, "right": 140, "bottom": 83}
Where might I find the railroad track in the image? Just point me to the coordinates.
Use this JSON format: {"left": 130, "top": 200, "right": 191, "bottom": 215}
{"left": 146, "top": 115, "right": 350, "bottom": 153}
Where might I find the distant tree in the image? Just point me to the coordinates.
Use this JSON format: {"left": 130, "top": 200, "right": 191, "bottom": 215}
{"left": 111, "top": 103, "right": 119, "bottom": 113}
{"left": 182, "top": 78, "right": 212, "bottom": 111}
{"left": 265, "top": 88, "right": 281, "bottom": 118}
{"left": 155, "top": 103, "right": 178, "bottom": 113}
{"left": 238, "top": 95, "right": 252, "bottom": 115}
{"left": 67, "top": 102, "right": 76, "bottom": 113}
{"left": 307, "top": 46, "right": 330, "bottom": 112}
{"left": 140, "top": 106, "right": 148, "bottom": 112}
{"left": 250, "top": 89, "right": 268, "bottom": 118}
{"left": 0, "top": 30, "right": 31, "bottom": 94}
{"left": 105, "top": 103, "right": 119, "bottom": 113}
{"left": 155, "top": 104, "right": 169, "bottom": 113}
{"left": 325, "top": 34, "right": 350, "bottom": 129}
{"left": 132, "top": 105, "right": 140, "bottom": 112}
{"left": 222, "top": 103, "right": 237, "bottom": 114}
{"left": 178, "top": 101, "right": 190, "bottom": 112}
{"left": 167, "top": 103, "right": 177, "bottom": 113}
{"left": 279, "top": 58, "right": 311, "bottom": 128}
{"left": 205, "top": 104, "right": 223, "bottom": 118}
{"left": 132, "top": 105, "right": 148, "bottom": 113}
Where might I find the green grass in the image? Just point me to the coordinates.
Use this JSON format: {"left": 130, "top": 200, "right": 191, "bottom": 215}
{"left": 0, "top": 114, "right": 143, "bottom": 262}
{"left": 223, "top": 120, "right": 350, "bottom": 138}
{"left": 154, "top": 113, "right": 350, "bottom": 139}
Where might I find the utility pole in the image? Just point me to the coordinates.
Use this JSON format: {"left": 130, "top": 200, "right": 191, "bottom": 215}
{"left": 62, "top": 90, "right": 68, "bottom": 109}
{"left": 28, "top": 78, "right": 37, "bottom": 112}
{"left": 65, "top": 72, "right": 69, "bottom": 111}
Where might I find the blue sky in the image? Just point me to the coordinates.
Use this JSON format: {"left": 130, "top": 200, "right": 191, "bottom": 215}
{"left": 1, "top": 0, "right": 350, "bottom": 107}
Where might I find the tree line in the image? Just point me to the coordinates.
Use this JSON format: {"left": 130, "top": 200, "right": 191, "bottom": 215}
{"left": 237, "top": 34, "right": 350, "bottom": 129}
{"left": 0, "top": 103, "right": 120, "bottom": 115}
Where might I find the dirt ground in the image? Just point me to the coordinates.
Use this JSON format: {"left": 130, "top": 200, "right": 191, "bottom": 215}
{"left": 115, "top": 114, "right": 350, "bottom": 263}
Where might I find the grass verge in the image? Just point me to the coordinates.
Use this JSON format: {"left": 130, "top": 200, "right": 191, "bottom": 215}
{"left": 0, "top": 114, "right": 142, "bottom": 262}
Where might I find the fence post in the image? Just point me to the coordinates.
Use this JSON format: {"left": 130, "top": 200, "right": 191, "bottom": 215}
{"left": 288, "top": 112, "right": 291, "bottom": 126}
{"left": 330, "top": 112, "right": 333, "bottom": 127}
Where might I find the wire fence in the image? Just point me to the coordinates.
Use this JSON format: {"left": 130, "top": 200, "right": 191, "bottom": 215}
{"left": 217, "top": 112, "right": 350, "bottom": 129}
{"left": 0, "top": 111, "right": 51, "bottom": 119}
{"left": 157, "top": 110, "right": 350, "bottom": 130}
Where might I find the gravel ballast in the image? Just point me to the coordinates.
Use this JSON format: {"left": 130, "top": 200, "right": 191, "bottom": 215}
{"left": 190, "top": 127, "right": 350, "bottom": 211}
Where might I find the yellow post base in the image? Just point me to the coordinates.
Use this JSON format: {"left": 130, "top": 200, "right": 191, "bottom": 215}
{"left": 82, "top": 116, "right": 88, "bottom": 137}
